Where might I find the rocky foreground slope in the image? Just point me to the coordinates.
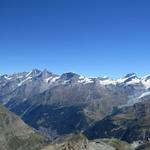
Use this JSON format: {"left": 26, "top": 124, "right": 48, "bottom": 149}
{"left": 41, "top": 133, "right": 150, "bottom": 150}
{"left": 0, "top": 104, "right": 46, "bottom": 150}
{"left": 0, "top": 104, "right": 150, "bottom": 150}
{"left": 41, "top": 134, "right": 134, "bottom": 150}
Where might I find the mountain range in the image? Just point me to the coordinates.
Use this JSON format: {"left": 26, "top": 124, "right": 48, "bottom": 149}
{"left": 0, "top": 69, "right": 150, "bottom": 149}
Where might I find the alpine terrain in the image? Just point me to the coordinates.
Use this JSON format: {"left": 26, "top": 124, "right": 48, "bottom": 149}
{"left": 0, "top": 69, "right": 150, "bottom": 149}
{"left": 0, "top": 104, "right": 46, "bottom": 150}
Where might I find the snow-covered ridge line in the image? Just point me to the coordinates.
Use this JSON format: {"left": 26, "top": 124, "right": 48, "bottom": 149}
{"left": 0, "top": 69, "right": 150, "bottom": 108}
{"left": 1, "top": 69, "right": 150, "bottom": 87}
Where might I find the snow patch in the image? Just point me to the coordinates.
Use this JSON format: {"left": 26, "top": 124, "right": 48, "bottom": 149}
{"left": 50, "top": 76, "right": 60, "bottom": 83}
{"left": 139, "top": 91, "right": 150, "bottom": 99}
{"left": 44, "top": 77, "right": 53, "bottom": 83}
{"left": 142, "top": 76, "right": 150, "bottom": 89}
{"left": 25, "top": 71, "right": 32, "bottom": 77}
{"left": 99, "top": 78, "right": 117, "bottom": 85}
{"left": 18, "top": 76, "right": 32, "bottom": 86}
{"left": 117, "top": 78, "right": 127, "bottom": 83}
{"left": 78, "top": 76, "right": 94, "bottom": 84}
{"left": 126, "top": 78, "right": 140, "bottom": 85}
{"left": 142, "top": 81, "right": 150, "bottom": 89}
{"left": 4, "top": 76, "right": 12, "bottom": 80}
{"left": 16, "top": 75, "right": 24, "bottom": 79}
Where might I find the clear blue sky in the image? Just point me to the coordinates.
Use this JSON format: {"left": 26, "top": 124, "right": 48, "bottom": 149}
{"left": 0, "top": 0, "right": 150, "bottom": 78}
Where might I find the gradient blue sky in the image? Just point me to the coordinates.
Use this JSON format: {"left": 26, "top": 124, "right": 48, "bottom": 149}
{"left": 0, "top": 0, "right": 150, "bottom": 78}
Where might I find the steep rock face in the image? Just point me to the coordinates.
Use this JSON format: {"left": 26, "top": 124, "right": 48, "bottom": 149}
{"left": 0, "top": 105, "right": 46, "bottom": 150}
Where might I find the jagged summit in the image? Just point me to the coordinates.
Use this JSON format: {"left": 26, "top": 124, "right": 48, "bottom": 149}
{"left": 60, "top": 72, "right": 80, "bottom": 80}
{"left": 124, "top": 73, "right": 137, "bottom": 78}
{"left": 26, "top": 69, "right": 42, "bottom": 77}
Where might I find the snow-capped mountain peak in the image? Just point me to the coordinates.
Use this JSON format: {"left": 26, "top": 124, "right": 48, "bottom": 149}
{"left": 142, "top": 74, "right": 150, "bottom": 81}
{"left": 60, "top": 72, "right": 80, "bottom": 80}
{"left": 0, "top": 69, "right": 150, "bottom": 119}
{"left": 26, "top": 69, "right": 42, "bottom": 78}
{"left": 124, "top": 73, "right": 137, "bottom": 78}
{"left": 142, "top": 75, "right": 150, "bottom": 89}
{"left": 117, "top": 73, "right": 140, "bottom": 85}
